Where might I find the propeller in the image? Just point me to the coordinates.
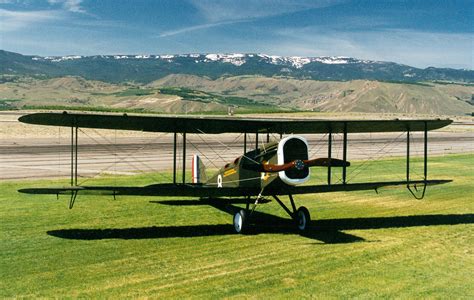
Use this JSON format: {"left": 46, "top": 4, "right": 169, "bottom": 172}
{"left": 243, "top": 158, "right": 350, "bottom": 173}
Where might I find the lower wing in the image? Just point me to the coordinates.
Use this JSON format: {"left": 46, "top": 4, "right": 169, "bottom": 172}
{"left": 19, "top": 180, "right": 451, "bottom": 198}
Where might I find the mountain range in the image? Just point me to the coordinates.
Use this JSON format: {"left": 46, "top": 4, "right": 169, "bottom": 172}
{"left": 1, "top": 50, "right": 473, "bottom": 84}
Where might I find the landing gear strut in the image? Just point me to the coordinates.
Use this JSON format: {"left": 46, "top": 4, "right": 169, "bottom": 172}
{"left": 233, "top": 189, "right": 265, "bottom": 234}
{"left": 273, "top": 194, "right": 311, "bottom": 232}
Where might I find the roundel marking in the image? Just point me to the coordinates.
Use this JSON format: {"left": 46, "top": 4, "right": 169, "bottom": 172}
{"left": 217, "top": 174, "right": 223, "bottom": 188}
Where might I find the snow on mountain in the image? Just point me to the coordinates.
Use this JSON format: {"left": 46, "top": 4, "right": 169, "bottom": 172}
{"left": 34, "top": 53, "right": 373, "bottom": 67}
{"left": 204, "top": 53, "right": 246, "bottom": 66}
{"left": 288, "top": 56, "right": 311, "bottom": 68}
{"left": 42, "top": 55, "right": 83, "bottom": 62}
{"left": 255, "top": 54, "right": 368, "bottom": 68}
{"left": 314, "top": 56, "right": 351, "bottom": 64}
{"left": 255, "top": 54, "right": 312, "bottom": 68}
{"left": 4, "top": 49, "right": 468, "bottom": 83}
{"left": 113, "top": 55, "right": 129, "bottom": 60}
{"left": 204, "top": 54, "right": 219, "bottom": 61}
{"left": 135, "top": 55, "right": 150, "bottom": 59}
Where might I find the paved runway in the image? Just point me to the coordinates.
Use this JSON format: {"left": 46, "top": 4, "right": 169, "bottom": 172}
{"left": 1, "top": 114, "right": 472, "bottom": 181}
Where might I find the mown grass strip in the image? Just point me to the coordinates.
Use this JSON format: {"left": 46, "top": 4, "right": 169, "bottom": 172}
{"left": 0, "top": 154, "right": 473, "bottom": 298}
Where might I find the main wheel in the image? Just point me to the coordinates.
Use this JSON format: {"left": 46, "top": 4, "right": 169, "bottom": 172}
{"left": 233, "top": 209, "right": 247, "bottom": 233}
{"left": 296, "top": 206, "right": 310, "bottom": 231}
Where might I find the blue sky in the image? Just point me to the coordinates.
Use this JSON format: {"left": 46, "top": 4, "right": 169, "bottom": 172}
{"left": 0, "top": 0, "right": 472, "bottom": 69}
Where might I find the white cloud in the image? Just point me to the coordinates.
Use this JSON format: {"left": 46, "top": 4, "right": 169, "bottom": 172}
{"left": 190, "top": 0, "right": 344, "bottom": 22}
{"left": 159, "top": 19, "right": 248, "bottom": 38}
{"left": 0, "top": 0, "right": 86, "bottom": 33}
{"left": 159, "top": 0, "right": 344, "bottom": 38}
{"left": 0, "top": 8, "right": 63, "bottom": 32}
{"left": 48, "top": 0, "right": 85, "bottom": 13}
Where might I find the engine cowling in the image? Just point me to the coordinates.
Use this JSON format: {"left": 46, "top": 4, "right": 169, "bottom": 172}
{"left": 277, "top": 135, "right": 310, "bottom": 185}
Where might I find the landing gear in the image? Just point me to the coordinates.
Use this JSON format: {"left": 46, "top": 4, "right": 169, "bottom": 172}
{"left": 272, "top": 195, "right": 311, "bottom": 232}
{"left": 296, "top": 206, "right": 310, "bottom": 231}
{"left": 233, "top": 209, "right": 247, "bottom": 233}
{"left": 233, "top": 190, "right": 265, "bottom": 234}
{"left": 233, "top": 194, "right": 311, "bottom": 233}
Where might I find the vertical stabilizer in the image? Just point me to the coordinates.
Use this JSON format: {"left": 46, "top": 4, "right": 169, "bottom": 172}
{"left": 192, "top": 154, "right": 207, "bottom": 184}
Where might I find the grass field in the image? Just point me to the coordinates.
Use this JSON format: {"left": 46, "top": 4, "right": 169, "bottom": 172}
{"left": 1, "top": 154, "right": 473, "bottom": 298}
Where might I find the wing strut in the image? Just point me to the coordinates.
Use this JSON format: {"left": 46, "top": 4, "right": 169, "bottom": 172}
{"left": 424, "top": 121, "right": 428, "bottom": 181}
{"left": 342, "top": 122, "right": 348, "bottom": 185}
{"left": 255, "top": 131, "right": 259, "bottom": 153}
{"left": 406, "top": 122, "right": 429, "bottom": 199}
{"left": 69, "top": 190, "right": 78, "bottom": 209}
{"left": 406, "top": 128, "right": 412, "bottom": 183}
{"left": 70, "top": 124, "right": 78, "bottom": 186}
{"left": 243, "top": 132, "right": 247, "bottom": 154}
{"left": 182, "top": 131, "right": 186, "bottom": 184}
{"left": 328, "top": 129, "right": 332, "bottom": 185}
{"left": 173, "top": 132, "right": 177, "bottom": 185}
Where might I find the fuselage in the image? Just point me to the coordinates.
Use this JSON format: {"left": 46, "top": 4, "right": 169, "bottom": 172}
{"left": 207, "top": 135, "right": 310, "bottom": 190}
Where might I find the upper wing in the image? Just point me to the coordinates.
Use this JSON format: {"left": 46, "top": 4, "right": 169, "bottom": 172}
{"left": 19, "top": 112, "right": 452, "bottom": 134}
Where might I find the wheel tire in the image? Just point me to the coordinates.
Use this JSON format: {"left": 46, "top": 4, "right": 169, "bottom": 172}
{"left": 296, "top": 206, "right": 310, "bottom": 231}
{"left": 233, "top": 209, "right": 247, "bottom": 234}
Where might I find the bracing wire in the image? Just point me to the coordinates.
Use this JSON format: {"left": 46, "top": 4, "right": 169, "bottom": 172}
{"left": 196, "top": 128, "right": 235, "bottom": 151}
{"left": 407, "top": 132, "right": 426, "bottom": 181}
{"left": 76, "top": 129, "right": 171, "bottom": 185}
{"left": 229, "top": 133, "right": 244, "bottom": 146}
{"left": 307, "top": 133, "right": 329, "bottom": 182}
{"left": 186, "top": 130, "right": 275, "bottom": 186}
{"left": 195, "top": 129, "right": 261, "bottom": 165}
{"left": 205, "top": 176, "right": 262, "bottom": 186}
{"left": 186, "top": 137, "right": 221, "bottom": 170}
{"left": 193, "top": 131, "right": 229, "bottom": 165}
{"left": 346, "top": 131, "right": 407, "bottom": 183}
{"left": 308, "top": 133, "right": 328, "bottom": 157}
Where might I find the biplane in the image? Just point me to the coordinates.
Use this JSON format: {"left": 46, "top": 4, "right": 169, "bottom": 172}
{"left": 18, "top": 112, "right": 452, "bottom": 233}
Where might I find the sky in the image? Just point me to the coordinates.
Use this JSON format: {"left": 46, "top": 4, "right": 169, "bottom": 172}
{"left": 0, "top": 0, "right": 472, "bottom": 69}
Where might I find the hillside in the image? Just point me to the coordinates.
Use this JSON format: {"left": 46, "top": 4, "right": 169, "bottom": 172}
{"left": 1, "top": 50, "right": 473, "bottom": 84}
{"left": 0, "top": 76, "right": 282, "bottom": 113}
{"left": 149, "top": 75, "right": 473, "bottom": 115}
{"left": 1, "top": 75, "right": 472, "bottom": 115}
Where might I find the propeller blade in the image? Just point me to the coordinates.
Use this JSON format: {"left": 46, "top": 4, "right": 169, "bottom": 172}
{"left": 242, "top": 158, "right": 350, "bottom": 173}
{"left": 304, "top": 158, "right": 350, "bottom": 167}
{"left": 261, "top": 160, "right": 305, "bottom": 172}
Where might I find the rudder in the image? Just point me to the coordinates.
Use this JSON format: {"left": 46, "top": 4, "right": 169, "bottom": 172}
{"left": 191, "top": 154, "right": 207, "bottom": 184}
